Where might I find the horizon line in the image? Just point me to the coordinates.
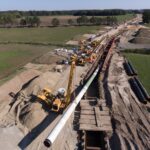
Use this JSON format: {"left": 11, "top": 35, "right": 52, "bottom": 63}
{"left": 0, "top": 8, "right": 149, "bottom": 12}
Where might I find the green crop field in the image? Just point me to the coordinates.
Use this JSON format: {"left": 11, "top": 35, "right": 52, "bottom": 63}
{"left": 116, "top": 14, "right": 135, "bottom": 23}
{"left": 0, "top": 44, "right": 54, "bottom": 80}
{"left": 124, "top": 53, "right": 150, "bottom": 94}
{"left": 39, "top": 14, "right": 135, "bottom": 26}
{"left": 145, "top": 24, "right": 150, "bottom": 28}
{"left": 0, "top": 25, "right": 103, "bottom": 83}
{"left": 0, "top": 26, "right": 103, "bottom": 45}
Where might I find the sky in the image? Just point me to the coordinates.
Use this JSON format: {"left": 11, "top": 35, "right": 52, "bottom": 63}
{"left": 0, "top": 0, "right": 150, "bottom": 11}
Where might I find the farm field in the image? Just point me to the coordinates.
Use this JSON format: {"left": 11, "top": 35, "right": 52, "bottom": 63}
{"left": 0, "top": 26, "right": 103, "bottom": 45}
{"left": 0, "top": 25, "right": 104, "bottom": 82}
{"left": 39, "top": 14, "right": 135, "bottom": 26}
{"left": 116, "top": 14, "right": 135, "bottom": 23}
{"left": 146, "top": 24, "right": 150, "bottom": 27}
{"left": 0, "top": 44, "right": 54, "bottom": 81}
{"left": 124, "top": 53, "right": 150, "bottom": 94}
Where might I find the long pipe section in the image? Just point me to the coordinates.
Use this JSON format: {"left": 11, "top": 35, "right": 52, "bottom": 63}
{"left": 44, "top": 65, "right": 100, "bottom": 147}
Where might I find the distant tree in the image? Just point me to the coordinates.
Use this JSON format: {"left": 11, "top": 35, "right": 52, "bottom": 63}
{"left": 89, "top": 16, "right": 97, "bottom": 24}
{"left": 23, "top": 16, "right": 40, "bottom": 27}
{"left": 0, "top": 13, "right": 16, "bottom": 26}
{"left": 68, "top": 19, "right": 74, "bottom": 25}
{"left": 112, "top": 16, "right": 118, "bottom": 25}
{"left": 74, "top": 9, "right": 127, "bottom": 16}
{"left": 14, "top": 12, "right": 21, "bottom": 18}
{"left": 77, "top": 16, "right": 89, "bottom": 25}
{"left": 106, "top": 16, "right": 111, "bottom": 25}
{"left": 25, "top": 16, "right": 33, "bottom": 26}
{"left": 20, "top": 18, "right": 27, "bottom": 26}
{"left": 51, "top": 18, "right": 60, "bottom": 26}
{"left": 143, "top": 10, "right": 150, "bottom": 23}
{"left": 32, "top": 16, "right": 40, "bottom": 26}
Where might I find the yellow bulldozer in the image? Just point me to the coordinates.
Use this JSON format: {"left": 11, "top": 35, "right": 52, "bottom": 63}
{"left": 37, "top": 88, "right": 55, "bottom": 106}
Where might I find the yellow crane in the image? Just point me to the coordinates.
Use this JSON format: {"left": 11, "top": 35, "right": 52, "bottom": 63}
{"left": 37, "top": 56, "right": 76, "bottom": 113}
{"left": 51, "top": 56, "right": 77, "bottom": 113}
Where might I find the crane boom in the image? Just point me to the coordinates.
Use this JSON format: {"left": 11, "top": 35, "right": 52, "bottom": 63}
{"left": 65, "top": 60, "right": 76, "bottom": 105}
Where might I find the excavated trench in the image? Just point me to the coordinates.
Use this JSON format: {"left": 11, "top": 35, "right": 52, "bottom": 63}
{"left": 76, "top": 72, "right": 109, "bottom": 150}
{"left": 86, "top": 74, "right": 99, "bottom": 98}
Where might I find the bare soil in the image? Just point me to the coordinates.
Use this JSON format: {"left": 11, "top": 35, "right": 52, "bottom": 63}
{"left": 0, "top": 50, "right": 89, "bottom": 149}
{"left": 105, "top": 51, "right": 150, "bottom": 150}
{"left": 119, "top": 26, "right": 150, "bottom": 49}
{"left": 33, "top": 51, "right": 67, "bottom": 64}
{"left": 131, "top": 28, "right": 150, "bottom": 44}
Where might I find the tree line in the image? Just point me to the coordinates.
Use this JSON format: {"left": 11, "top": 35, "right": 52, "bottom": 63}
{"left": 0, "top": 15, "right": 119, "bottom": 27}
{"left": 0, "top": 13, "right": 16, "bottom": 25}
{"left": 0, "top": 9, "right": 134, "bottom": 17}
{"left": 20, "top": 16, "right": 40, "bottom": 27}
{"left": 76, "top": 16, "right": 118, "bottom": 25}
{"left": 74, "top": 9, "right": 128, "bottom": 16}
{"left": 143, "top": 10, "right": 150, "bottom": 23}
{"left": 51, "top": 16, "right": 118, "bottom": 26}
{"left": 0, "top": 8, "right": 139, "bottom": 27}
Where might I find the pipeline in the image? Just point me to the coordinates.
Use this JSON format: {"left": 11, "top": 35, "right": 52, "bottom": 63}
{"left": 134, "top": 77, "right": 150, "bottom": 101}
{"left": 44, "top": 65, "right": 101, "bottom": 147}
{"left": 129, "top": 78, "right": 147, "bottom": 104}
{"left": 83, "top": 37, "right": 114, "bottom": 84}
{"left": 124, "top": 62, "right": 134, "bottom": 76}
{"left": 44, "top": 35, "right": 118, "bottom": 147}
{"left": 128, "top": 61, "right": 137, "bottom": 75}
{"left": 124, "top": 61, "right": 137, "bottom": 76}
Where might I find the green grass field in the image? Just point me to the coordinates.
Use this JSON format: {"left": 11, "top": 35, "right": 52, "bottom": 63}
{"left": 145, "top": 24, "right": 150, "bottom": 28}
{"left": 124, "top": 53, "right": 150, "bottom": 94}
{"left": 0, "top": 44, "right": 54, "bottom": 80}
{"left": 0, "top": 25, "right": 103, "bottom": 82}
{"left": 116, "top": 14, "right": 135, "bottom": 23}
{"left": 0, "top": 26, "right": 103, "bottom": 44}
{"left": 39, "top": 14, "right": 135, "bottom": 26}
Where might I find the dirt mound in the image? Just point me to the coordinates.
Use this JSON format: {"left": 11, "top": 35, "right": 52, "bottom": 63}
{"left": 33, "top": 52, "right": 65, "bottom": 64}
{"left": 131, "top": 29, "right": 150, "bottom": 44}
{"left": 0, "top": 71, "right": 61, "bottom": 132}
{"left": 19, "top": 102, "right": 47, "bottom": 131}
{"left": 105, "top": 52, "right": 150, "bottom": 150}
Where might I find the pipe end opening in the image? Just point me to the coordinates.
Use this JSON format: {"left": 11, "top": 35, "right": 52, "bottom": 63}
{"left": 44, "top": 139, "right": 51, "bottom": 147}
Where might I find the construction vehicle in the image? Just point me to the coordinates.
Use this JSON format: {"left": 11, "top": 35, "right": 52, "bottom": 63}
{"left": 51, "top": 56, "right": 77, "bottom": 113}
{"left": 91, "top": 41, "right": 99, "bottom": 48}
{"left": 38, "top": 56, "right": 76, "bottom": 113}
{"left": 77, "top": 57, "right": 86, "bottom": 66}
{"left": 37, "top": 88, "right": 55, "bottom": 105}
{"left": 70, "top": 54, "right": 85, "bottom": 66}
{"left": 84, "top": 49, "right": 93, "bottom": 55}
{"left": 85, "top": 53, "right": 97, "bottom": 63}
{"left": 79, "top": 45, "right": 85, "bottom": 51}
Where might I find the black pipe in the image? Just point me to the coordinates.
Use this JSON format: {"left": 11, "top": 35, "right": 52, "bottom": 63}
{"left": 124, "top": 60, "right": 137, "bottom": 76}
{"left": 129, "top": 78, "right": 147, "bottom": 104}
{"left": 124, "top": 62, "right": 134, "bottom": 76}
{"left": 128, "top": 61, "right": 137, "bottom": 75}
{"left": 134, "top": 77, "right": 150, "bottom": 102}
